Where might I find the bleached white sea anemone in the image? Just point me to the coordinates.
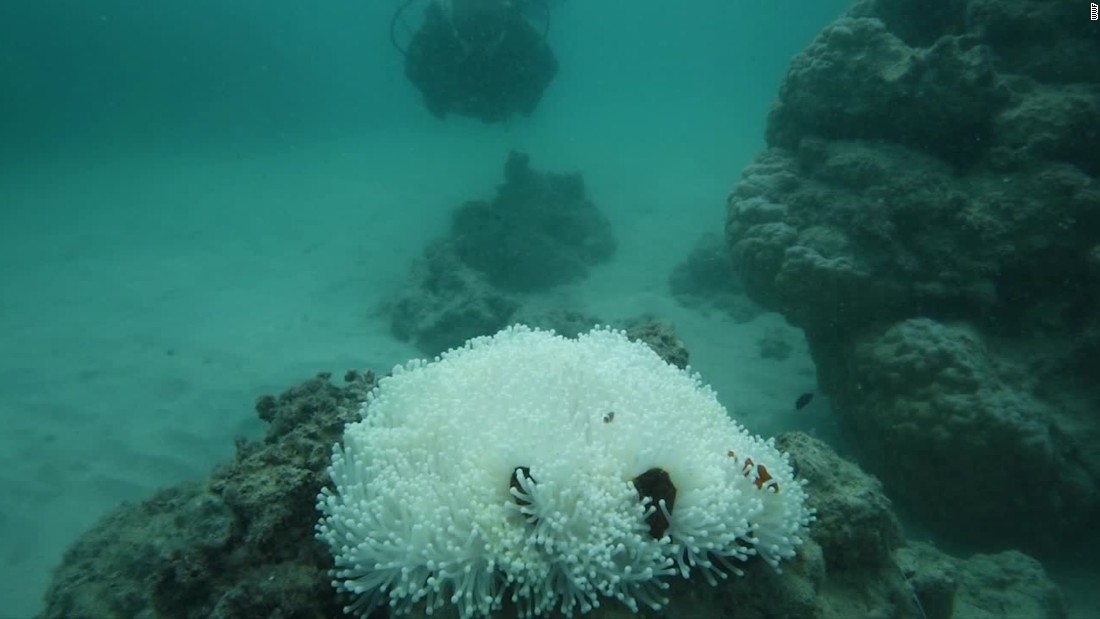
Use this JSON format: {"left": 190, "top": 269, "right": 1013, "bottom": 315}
{"left": 316, "top": 325, "right": 812, "bottom": 618}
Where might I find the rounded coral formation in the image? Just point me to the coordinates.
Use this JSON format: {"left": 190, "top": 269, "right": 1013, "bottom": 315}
{"left": 316, "top": 325, "right": 812, "bottom": 618}
{"left": 724, "top": 0, "right": 1100, "bottom": 551}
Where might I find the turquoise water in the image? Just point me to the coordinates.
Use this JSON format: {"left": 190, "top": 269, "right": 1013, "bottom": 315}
{"left": 16, "top": 1, "right": 1084, "bottom": 617}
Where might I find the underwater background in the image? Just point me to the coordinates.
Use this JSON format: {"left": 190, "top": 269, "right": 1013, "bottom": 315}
{"left": 1, "top": 1, "right": 1097, "bottom": 617}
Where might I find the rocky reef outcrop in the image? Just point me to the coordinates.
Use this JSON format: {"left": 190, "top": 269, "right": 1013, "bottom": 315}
{"left": 39, "top": 367, "right": 1066, "bottom": 618}
{"left": 387, "top": 151, "right": 616, "bottom": 356}
{"left": 725, "top": 0, "right": 1100, "bottom": 552}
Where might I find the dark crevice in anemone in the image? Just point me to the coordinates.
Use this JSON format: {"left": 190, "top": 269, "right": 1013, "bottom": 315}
{"left": 510, "top": 466, "right": 534, "bottom": 509}
{"left": 632, "top": 467, "right": 676, "bottom": 539}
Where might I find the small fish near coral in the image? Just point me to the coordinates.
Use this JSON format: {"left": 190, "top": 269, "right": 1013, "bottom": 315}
{"left": 795, "top": 392, "right": 814, "bottom": 410}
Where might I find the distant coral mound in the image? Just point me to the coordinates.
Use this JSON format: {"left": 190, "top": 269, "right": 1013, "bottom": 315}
{"left": 452, "top": 152, "right": 615, "bottom": 292}
{"left": 725, "top": 0, "right": 1100, "bottom": 553}
{"left": 667, "top": 232, "right": 763, "bottom": 323}
{"left": 387, "top": 151, "right": 615, "bottom": 355}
